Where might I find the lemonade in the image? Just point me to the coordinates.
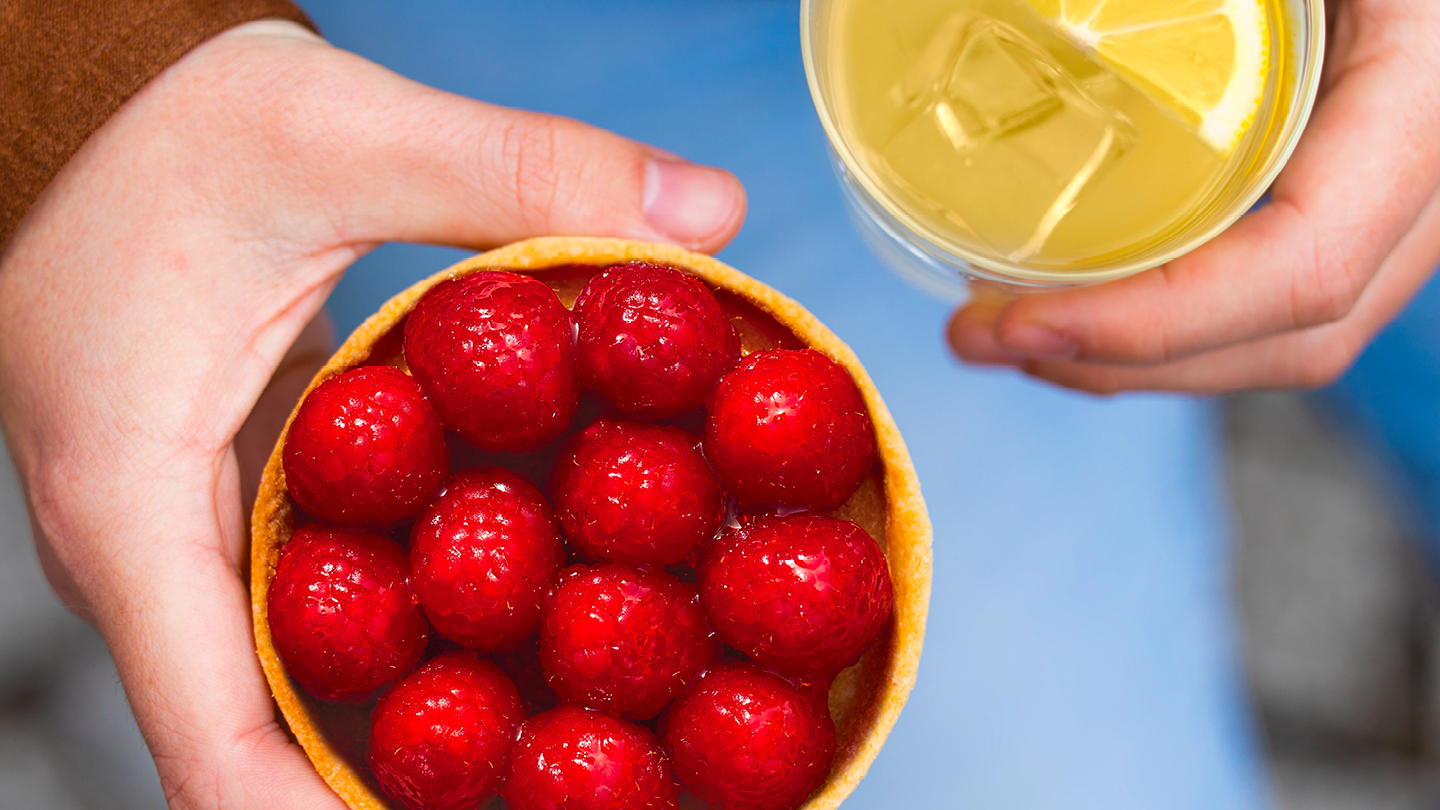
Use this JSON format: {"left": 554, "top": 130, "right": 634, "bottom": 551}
{"left": 803, "top": 0, "right": 1324, "bottom": 287}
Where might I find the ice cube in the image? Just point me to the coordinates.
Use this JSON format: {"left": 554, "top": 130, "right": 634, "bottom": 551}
{"left": 944, "top": 20, "right": 1063, "bottom": 146}
{"left": 886, "top": 11, "right": 1063, "bottom": 154}
{"left": 1006, "top": 68, "right": 1137, "bottom": 260}
{"left": 877, "top": 12, "right": 1137, "bottom": 259}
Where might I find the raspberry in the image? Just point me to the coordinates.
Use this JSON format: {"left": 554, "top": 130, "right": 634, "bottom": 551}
{"left": 369, "top": 653, "right": 524, "bottom": 810}
{"left": 540, "top": 563, "right": 714, "bottom": 720}
{"left": 283, "top": 365, "right": 448, "bottom": 527}
{"left": 700, "top": 516, "right": 893, "bottom": 681}
{"left": 502, "top": 706, "right": 678, "bottom": 810}
{"left": 266, "top": 526, "right": 427, "bottom": 701}
{"left": 404, "top": 271, "right": 578, "bottom": 452}
{"left": 704, "top": 349, "right": 876, "bottom": 509}
{"left": 662, "top": 665, "right": 835, "bottom": 810}
{"left": 573, "top": 263, "right": 740, "bottom": 418}
{"left": 410, "top": 468, "right": 564, "bottom": 652}
{"left": 551, "top": 420, "right": 722, "bottom": 566}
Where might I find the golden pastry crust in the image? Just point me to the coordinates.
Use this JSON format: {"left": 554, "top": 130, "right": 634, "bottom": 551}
{"left": 250, "top": 237, "right": 933, "bottom": 810}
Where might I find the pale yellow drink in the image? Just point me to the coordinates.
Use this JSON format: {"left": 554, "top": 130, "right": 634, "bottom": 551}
{"left": 805, "top": 0, "right": 1323, "bottom": 287}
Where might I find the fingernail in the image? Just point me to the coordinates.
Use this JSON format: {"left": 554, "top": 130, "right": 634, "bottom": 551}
{"left": 643, "top": 159, "right": 743, "bottom": 247}
{"left": 999, "top": 323, "right": 1077, "bottom": 359}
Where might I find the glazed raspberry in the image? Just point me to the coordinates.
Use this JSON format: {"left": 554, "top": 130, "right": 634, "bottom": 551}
{"left": 369, "top": 653, "right": 524, "bottom": 810}
{"left": 663, "top": 665, "right": 835, "bottom": 810}
{"left": 404, "top": 271, "right": 577, "bottom": 452}
{"left": 700, "top": 516, "right": 893, "bottom": 681}
{"left": 267, "top": 526, "right": 427, "bottom": 701}
{"left": 573, "top": 263, "right": 740, "bottom": 418}
{"left": 551, "top": 420, "right": 722, "bottom": 565}
{"left": 704, "top": 349, "right": 876, "bottom": 509}
{"left": 283, "top": 365, "right": 448, "bottom": 526}
{"left": 540, "top": 563, "right": 714, "bottom": 720}
{"left": 410, "top": 468, "right": 564, "bottom": 652}
{"left": 503, "top": 706, "right": 678, "bottom": 810}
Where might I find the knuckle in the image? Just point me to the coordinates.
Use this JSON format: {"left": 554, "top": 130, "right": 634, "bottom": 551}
{"left": 1292, "top": 261, "right": 1364, "bottom": 327}
{"left": 1141, "top": 266, "right": 1186, "bottom": 363}
{"left": 497, "top": 115, "right": 567, "bottom": 228}
{"left": 1280, "top": 204, "right": 1365, "bottom": 329}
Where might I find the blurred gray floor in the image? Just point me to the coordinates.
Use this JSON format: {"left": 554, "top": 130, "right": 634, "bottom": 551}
{"left": 3, "top": 394, "right": 1440, "bottom": 809}
{"left": 1231, "top": 393, "right": 1440, "bottom": 810}
{"left": 0, "top": 440, "right": 165, "bottom": 810}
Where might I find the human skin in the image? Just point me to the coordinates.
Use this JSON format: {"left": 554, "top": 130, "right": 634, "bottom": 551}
{"left": 947, "top": 0, "right": 1440, "bottom": 394}
{"left": 0, "top": 20, "right": 743, "bottom": 810}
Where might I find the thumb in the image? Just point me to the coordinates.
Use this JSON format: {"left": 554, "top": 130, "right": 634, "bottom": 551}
{"left": 280, "top": 38, "right": 747, "bottom": 252}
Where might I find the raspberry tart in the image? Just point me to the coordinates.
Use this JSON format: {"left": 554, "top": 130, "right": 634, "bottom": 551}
{"left": 252, "top": 237, "right": 932, "bottom": 810}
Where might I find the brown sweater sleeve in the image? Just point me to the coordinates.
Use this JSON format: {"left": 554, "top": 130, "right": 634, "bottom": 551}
{"left": 0, "top": 0, "right": 317, "bottom": 249}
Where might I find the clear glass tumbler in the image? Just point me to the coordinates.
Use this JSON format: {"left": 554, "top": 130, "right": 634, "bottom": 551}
{"left": 802, "top": 0, "right": 1326, "bottom": 297}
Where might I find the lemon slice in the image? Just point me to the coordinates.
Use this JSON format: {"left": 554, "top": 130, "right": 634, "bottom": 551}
{"left": 1025, "top": 0, "right": 1270, "bottom": 154}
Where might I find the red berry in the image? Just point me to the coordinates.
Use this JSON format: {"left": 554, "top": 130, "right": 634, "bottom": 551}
{"left": 267, "top": 526, "right": 427, "bottom": 701}
{"left": 700, "top": 516, "right": 893, "bottom": 681}
{"left": 552, "top": 420, "right": 722, "bottom": 566}
{"left": 410, "top": 468, "right": 564, "bottom": 652}
{"left": 370, "top": 653, "right": 524, "bottom": 810}
{"left": 283, "top": 365, "right": 449, "bottom": 526}
{"left": 540, "top": 563, "right": 714, "bottom": 720}
{"left": 704, "top": 349, "right": 875, "bottom": 509}
{"left": 573, "top": 263, "right": 740, "bottom": 418}
{"left": 404, "top": 271, "right": 577, "bottom": 452}
{"left": 663, "top": 665, "right": 835, "bottom": 810}
{"left": 503, "top": 706, "right": 678, "bottom": 810}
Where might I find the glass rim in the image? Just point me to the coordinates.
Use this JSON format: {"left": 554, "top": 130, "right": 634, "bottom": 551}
{"left": 801, "top": 0, "right": 1329, "bottom": 288}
